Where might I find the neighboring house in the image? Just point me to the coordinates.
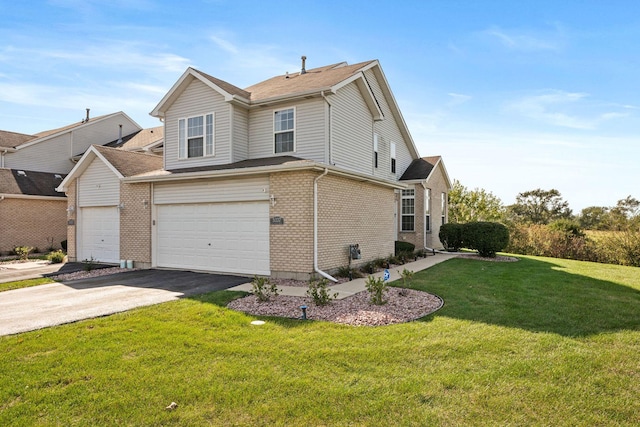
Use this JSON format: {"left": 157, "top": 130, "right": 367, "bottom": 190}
{"left": 0, "top": 111, "right": 143, "bottom": 173}
{"left": 0, "top": 169, "right": 66, "bottom": 254}
{"left": 398, "top": 156, "right": 452, "bottom": 250}
{"left": 0, "top": 111, "right": 151, "bottom": 253}
{"left": 58, "top": 58, "right": 450, "bottom": 280}
{"left": 104, "top": 126, "right": 164, "bottom": 155}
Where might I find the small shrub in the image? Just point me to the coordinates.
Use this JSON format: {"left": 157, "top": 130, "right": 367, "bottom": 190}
{"left": 251, "top": 275, "right": 279, "bottom": 302}
{"left": 82, "top": 256, "right": 96, "bottom": 271}
{"left": 398, "top": 268, "right": 414, "bottom": 296}
{"left": 336, "top": 265, "right": 362, "bottom": 280}
{"left": 47, "top": 250, "right": 65, "bottom": 264}
{"left": 307, "top": 278, "right": 338, "bottom": 306}
{"left": 387, "top": 254, "right": 400, "bottom": 266}
{"left": 373, "top": 257, "right": 388, "bottom": 269}
{"left": 361, "top": 261, "right": 376, "bottom": 275}
{"left": 395, "top": 241, "right": 415, "bottom": 255}
{"left": 14, "top": 246, "right": 34, "bottom": 261}
{"left": 365, "top": 276, "right": 388, "bottom": 305}
{"left": 464, "top": 222, "right": 510, "bottom": 257}
{"left": 61, "top": 240, "right": 68, "bottom": 251}
{"left": 439, "top": 223, "right": 465, "bottom": 251}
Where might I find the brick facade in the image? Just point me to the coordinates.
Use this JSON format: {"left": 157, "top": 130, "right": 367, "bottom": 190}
{"left": 269, "top": 170, "right": 396, "bottom": 279}
{"left": 317, "top": 174, "right": 395, "bottom": 271}
{"left": 0, "top": 197, "right": 67, "bottom": 254}
{"left": 269, "top": 171, "right": 315, "bottom": 279}
{"left": 66, "top": 181, "right": 77, "bottom": 261}
{"left": 119, "top": 182, "right": 152, "bottom": 268}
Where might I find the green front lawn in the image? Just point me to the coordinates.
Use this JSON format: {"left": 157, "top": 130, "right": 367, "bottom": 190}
{"left": 0, "top": 277, "right": 54, "bottom": 292}
{"left": 1, "top": 255, "right": 639, "bottom": 426}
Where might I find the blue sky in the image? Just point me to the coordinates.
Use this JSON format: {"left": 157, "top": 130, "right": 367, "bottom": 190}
{"left": 1, "top": 0, "right": 638, "bottom": 212}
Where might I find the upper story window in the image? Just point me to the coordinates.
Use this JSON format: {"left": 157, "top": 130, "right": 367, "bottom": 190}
{"left": 373, "top": 133, "right": 379, "bottom": 169}
{"left": 390, "top": 142, "right": 396, "bottom": 174}
{"left": 401, "top": 188, "right": 415, "bottom": 232}
{"left": 274, "top": 108, "right": 295, "bottom": 153}
{"left": 179, "top": 113, "right": 214, "bottom": 159}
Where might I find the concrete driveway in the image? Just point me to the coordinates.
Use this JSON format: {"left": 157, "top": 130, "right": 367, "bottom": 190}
{"left": 0, "top": 269, "right": 249, "bottom": 336}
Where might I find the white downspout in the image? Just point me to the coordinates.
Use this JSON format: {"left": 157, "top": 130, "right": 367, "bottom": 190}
{"left": 320, "top": 91, "right": 333, "bottom": 165}
{"left": 314, "top": 168, "right": 338, "bottom": 282}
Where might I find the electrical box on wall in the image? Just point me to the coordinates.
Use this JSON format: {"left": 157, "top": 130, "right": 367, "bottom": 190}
{"left": 349, "top": 244, "right": 361, "bottom": 260}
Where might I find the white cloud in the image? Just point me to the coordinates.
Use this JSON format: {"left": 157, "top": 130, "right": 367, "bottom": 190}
{"left": 507, "top": 90, "right": 628, "bottom": 129}
{"left": 447, "top": 92, "right": 472, "bottom": 106}
{"left": 483, "top": 25, "right": 563, "bottom": 52}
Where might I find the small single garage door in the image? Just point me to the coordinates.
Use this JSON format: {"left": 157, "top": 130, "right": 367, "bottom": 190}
{"left": 156, "top": 201, "right": 270, "bottom": 276}
{"left": 79, "top": 206, "right": 120, "bottom": 263}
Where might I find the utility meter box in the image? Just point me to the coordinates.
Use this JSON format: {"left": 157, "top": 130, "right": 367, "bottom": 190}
{"left": 349, "top": 244, "right": 361, "bottom": 260}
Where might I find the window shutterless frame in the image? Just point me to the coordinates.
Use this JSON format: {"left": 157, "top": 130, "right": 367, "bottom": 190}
{"left": 178, "top": 112, "right": 214, "bottom": 159}
{"left": 401, "top": 188, "right": 415, "bottom": 232}
{"left": 273, "top": 107, "right": 296, "bottom": 154}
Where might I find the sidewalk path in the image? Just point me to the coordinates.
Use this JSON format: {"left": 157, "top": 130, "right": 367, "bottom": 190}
{"left": 228, "top": 253, "right": 458, "bottom": 299}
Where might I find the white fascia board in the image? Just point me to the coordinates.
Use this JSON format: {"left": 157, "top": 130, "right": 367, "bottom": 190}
{"left": 56, "top": 146, "right": 124, "bottom": 192}
{"left": 123, "top": 161, "right": 406, "bottom": 190}
{"left": 370, "top": 65, "right": 420, "bottom": 160}
{"left": 151, "top": 68, "right": 240, "bottom": 117}
{"left": 1, "top": 193, "right": 67, "bottom": 201}
{"left": 0, "top": 146, "right": 17, "bottom": 152}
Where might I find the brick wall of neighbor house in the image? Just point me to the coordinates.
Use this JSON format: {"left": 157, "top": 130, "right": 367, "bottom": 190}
{"left": 66, "top": 181, "right": 77, "bottom": 261}
{"left": 398, "top": 183, "right": 425, "bottom": 250}
{"left": 119, "top": 182, "right": 152, "bottom": 268}
{"left": 317, "top": 174, "right": 395, "bottom": 272}
{"left": 269, "top": 171, "right": 316, "bottom": 280}
{"left": 426, "top": 169, "right": 449, "bottom": 250}
{"left": 0, "top": 198, "right": 67, "bottom": 254}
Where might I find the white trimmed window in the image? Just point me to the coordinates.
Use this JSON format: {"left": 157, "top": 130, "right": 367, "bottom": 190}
{"left": 373, "top": 133, "right": 379, "bottom": 169}
{"left": 390, "top": 142, "right": 396, "bottom": 174}
{"left": 425, "top": 188, "right": 431, "bottom": 232}
{"left": 179, "top": 113, "right": 214, "bottom": 159}
{"left": 274, "top": 108, "right": 295, "bottom": 153}
{"left": 401, "top": 189, "right": 415, "bottom": 231}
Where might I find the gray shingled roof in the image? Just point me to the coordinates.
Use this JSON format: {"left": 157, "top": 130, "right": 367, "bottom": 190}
{"left": 104, "top": 126, "right": 163, "bottom": 151}
{"left": 166, "top": 155, "right": 310, "bottom": 174}
{"left": 93, "top": 145, "right": 163, "bottom": 177}
{"left": 0, "top": 168, "right": 66, "bottom": 197}
{"left": 399, "top": 156, "right": 441, "bottom": 181}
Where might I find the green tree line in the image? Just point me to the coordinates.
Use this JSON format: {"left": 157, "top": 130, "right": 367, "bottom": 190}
{"left": 448, "top": 180, "right": 640, "bottom": 266}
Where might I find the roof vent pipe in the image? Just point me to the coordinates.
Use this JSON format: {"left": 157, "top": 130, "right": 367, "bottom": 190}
{"left": 85, "top": 108, "right": 90, "bottom": 122}
{"left": 301, "top": 55, "right": 307, "bottom": 74}
{"left": 117, "top": 124, "right": 123, "bottom": 143}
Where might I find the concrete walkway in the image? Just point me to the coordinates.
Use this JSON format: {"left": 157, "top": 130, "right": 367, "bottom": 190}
{"left": 228, "top": 252, "right": 458, "bottom": 299}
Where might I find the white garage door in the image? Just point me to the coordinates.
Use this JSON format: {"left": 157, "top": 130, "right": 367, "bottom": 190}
{"left": 156, "top": 201, "right": 270, "bottom": 276}
{"left": 79, "top": 206, "right": 120, "bottom": 263}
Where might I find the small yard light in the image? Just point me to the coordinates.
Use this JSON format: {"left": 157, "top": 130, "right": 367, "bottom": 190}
{"left": 300, "top": 305, "right": 307, "bottom": 320}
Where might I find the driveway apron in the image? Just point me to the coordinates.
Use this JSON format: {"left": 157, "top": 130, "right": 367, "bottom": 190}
{"left": 0, "top": 269, "right": 249, "bottom": 336}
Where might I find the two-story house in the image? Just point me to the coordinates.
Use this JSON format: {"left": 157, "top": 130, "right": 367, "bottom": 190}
{"left": 58, "top": 58, "right": 451, "bottom": 280}
{"left": 0, "top": 111, "right": 151, "bottom": 254}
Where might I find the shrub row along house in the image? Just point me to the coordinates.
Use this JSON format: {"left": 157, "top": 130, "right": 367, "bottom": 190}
{"left": 4, "top": 57, "right": 451, "bottom": 280}
{"left": 0, "top": 112, "right": 163, "bottom": 254}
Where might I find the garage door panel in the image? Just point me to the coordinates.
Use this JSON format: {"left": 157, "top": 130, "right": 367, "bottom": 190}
{"left": 156, "top": 202, "right": 270, "bottom": 276}
{"left": 80, "top": 206, "right": 120, "bottom": 264}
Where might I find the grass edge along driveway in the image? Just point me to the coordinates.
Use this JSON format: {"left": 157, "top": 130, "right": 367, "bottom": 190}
{"left": 1, "top": 255, "right": 639, "bottom": 426}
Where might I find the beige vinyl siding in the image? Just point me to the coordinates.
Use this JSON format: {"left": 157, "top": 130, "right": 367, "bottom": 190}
{"left": 5, "top": 133, "right": 74, "bottom": 173}
{"left": 164, "top": 78, "right": 231, "bottom": 170}
{"left": 70, "top": 116, "right": 140, "bottom": 156}
{"left": 232, "top": 105, "right": 249, "bottom": 162}
{"left": 4, "top": 114, "right": 140, "bottom": 174}
{"left": 330, "top": 82, "right": 373, "bottom": 175}
{"left": 153, "top": 176, "right": 269, "bottom": 204}
{"left": 78, "top": 158, "right": 120, "bottom": 206}
{"left": 248, "top": 98, "right": 325, "bottom": 161}
{"left": 365, "top": 68, "right": 413, "bottom": 178}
